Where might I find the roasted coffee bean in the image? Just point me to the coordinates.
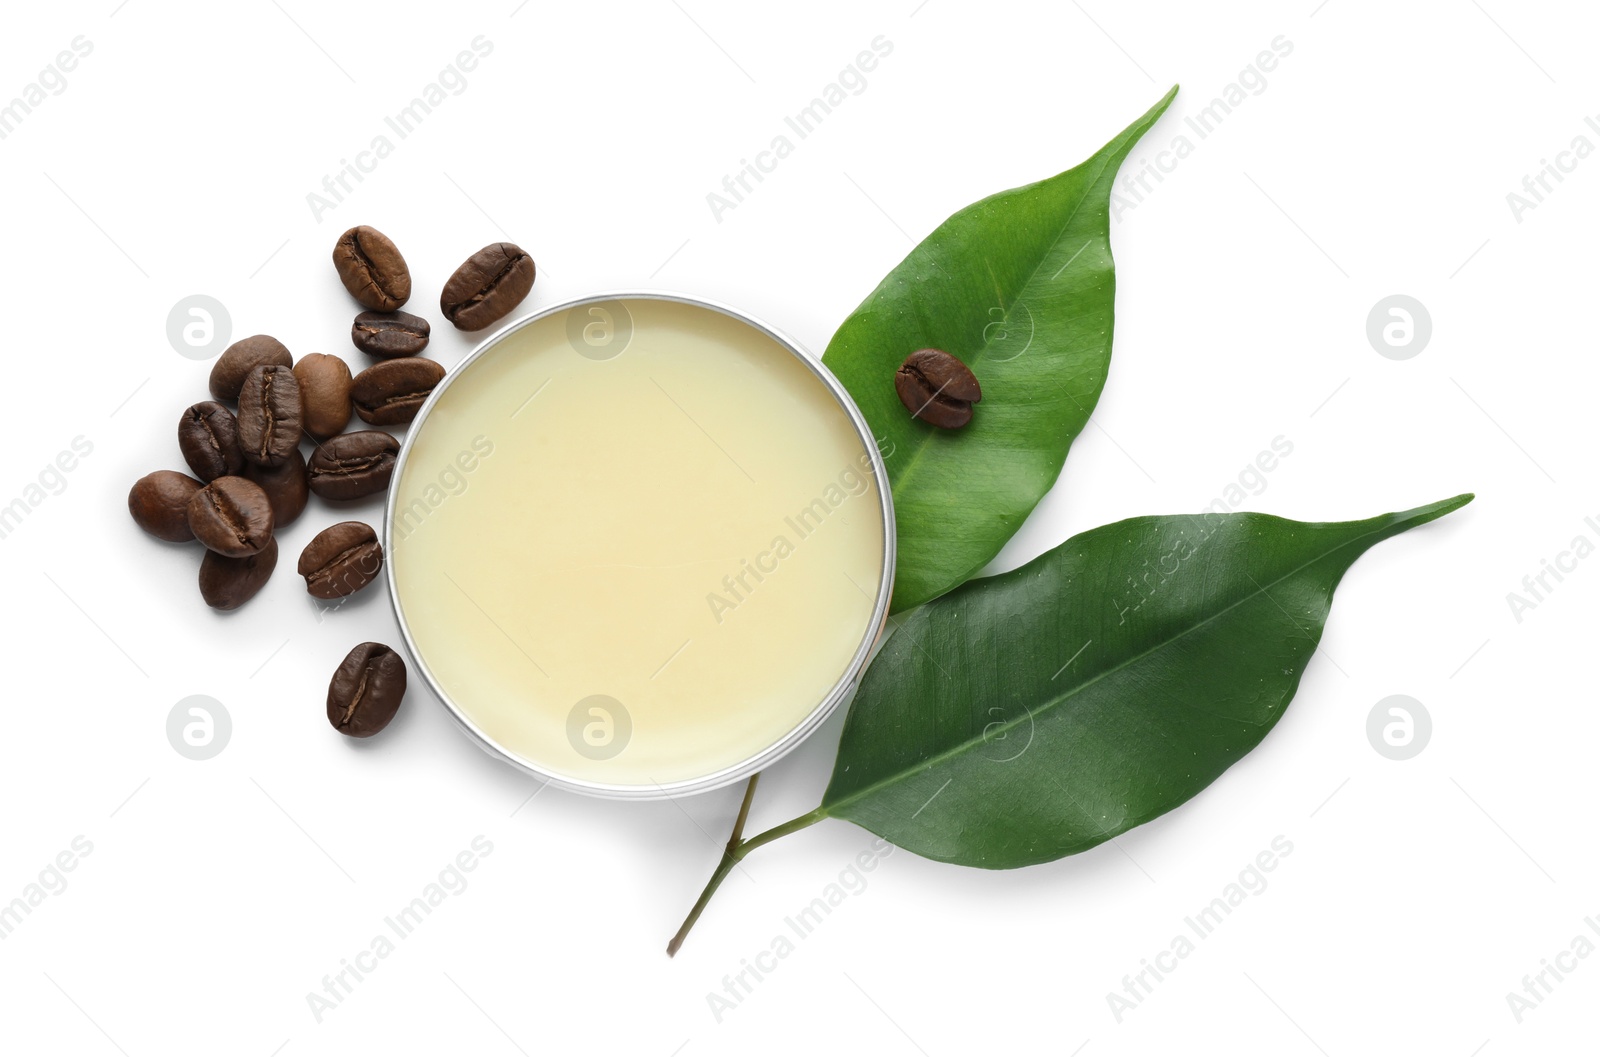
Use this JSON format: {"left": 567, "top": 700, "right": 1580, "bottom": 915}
{"left": 293, "top": 353, "right": 352, "bottom": 440}
{"left": 199, "top": 538, "right": 278, "bottom": 611}
{"left": 326, "top": 642, "right": 406, "bottom": 737}
{"left": 333, "top": 225, "right": 411, "bottom": 311}
{"left": 349, "top": 357, "right": 444, "bottom": 426}
{"left": 177, "top": 401, "right": 244, "bottom": 482}
{"left": 308, "top": 431, "right": 399, "bottom": 501}
{"left": 243, "top": 449, "right": 309, "bottom": 528}
{"left": 128, "top": 470, "right": 203, "bottom": 542}
{"left": 298, "top": 521, "right": 383, "bottom": 599}
{"left": 187, "top": 476, "right": 274, "bottom": 557}
{"left": 351, "top": 310, "right": 431, "bottom": 358}
{"left": 237, "top": 364, "right": 303, "bottom": 468}
{"left": 440, "top": 242, "right": 535, "bottom": 331}
{"left": 209, "top": 334, "right": 292, "bottom": 403}
{"left": 894, "top": 348, "right": 982, "bottom": 429}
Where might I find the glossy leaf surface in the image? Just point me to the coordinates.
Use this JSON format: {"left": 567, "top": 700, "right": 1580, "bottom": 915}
{"left": 822, "top": 87, "right": 1178, "bottom": 611}
{"left": 820, "top": 496, "right": 1473, "bottom": 868}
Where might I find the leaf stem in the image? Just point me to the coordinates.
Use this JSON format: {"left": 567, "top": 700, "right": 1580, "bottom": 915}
{"left": 724, "top": 773, "right": 760, "bottom": 855}
{"left": 665, "top": 807, "right": 826, "bottom": 957}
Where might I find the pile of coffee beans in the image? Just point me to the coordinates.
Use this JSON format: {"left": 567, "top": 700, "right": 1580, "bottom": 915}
{"left": 128, "top": 224, "right": 536, "bottom": 737}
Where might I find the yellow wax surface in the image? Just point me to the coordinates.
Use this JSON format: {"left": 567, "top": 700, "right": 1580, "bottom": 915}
{"left": 390, "top": 297, "right": 886, "bottom": 790}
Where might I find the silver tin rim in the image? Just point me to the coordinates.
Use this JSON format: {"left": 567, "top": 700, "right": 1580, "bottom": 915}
{"left": 383, "top": 290, "right": 896, "bottom": 801}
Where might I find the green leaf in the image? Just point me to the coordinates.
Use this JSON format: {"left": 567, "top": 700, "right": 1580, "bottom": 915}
{"left": 822, "top": 86, "right": 1178, "bottom": 612}
{"left": 819, "top": 495, "right": 1473, "bottom": 868}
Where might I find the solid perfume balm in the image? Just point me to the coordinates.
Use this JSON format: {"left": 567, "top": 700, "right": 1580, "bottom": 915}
{"left": 388, "top": 296, "right": 891, "bottom": 795}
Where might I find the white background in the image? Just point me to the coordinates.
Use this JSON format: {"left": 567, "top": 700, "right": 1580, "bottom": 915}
{"left": 0, "top": 0, "right": 1592, "bottom": 1053}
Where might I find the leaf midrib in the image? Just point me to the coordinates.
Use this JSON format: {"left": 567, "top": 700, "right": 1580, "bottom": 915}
{"left": 823, "top": 520, "right": 1390, "bottom": 820}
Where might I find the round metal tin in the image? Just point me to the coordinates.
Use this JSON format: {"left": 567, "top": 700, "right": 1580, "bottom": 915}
{"left": 384, "top": 291, "right": 895, "bottom": 800}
